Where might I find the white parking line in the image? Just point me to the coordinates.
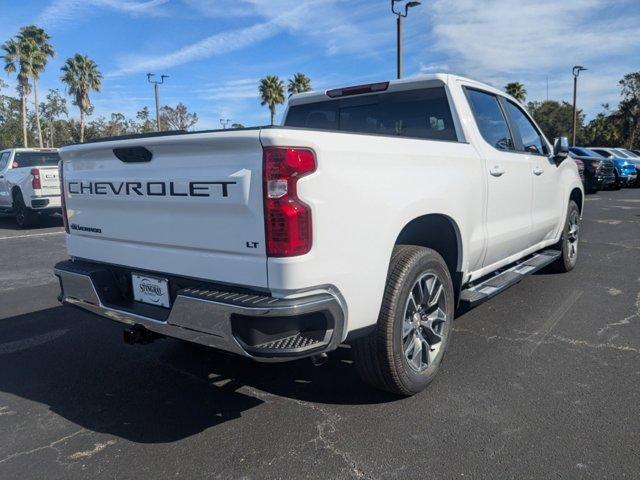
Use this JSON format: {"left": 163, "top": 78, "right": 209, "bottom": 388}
{"left": 0, "top": 231, "right": 65, "bottom": 241}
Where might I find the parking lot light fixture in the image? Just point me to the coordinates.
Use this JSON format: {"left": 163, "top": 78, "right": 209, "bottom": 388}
{"left": 392, "top": 0, "right": 422, "bottom": 80}
{"left": 572, "top": 65, "right": 587, "bottom": 146}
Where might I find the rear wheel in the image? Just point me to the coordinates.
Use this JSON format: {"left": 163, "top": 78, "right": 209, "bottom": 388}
{"left": 13, "top": 193, "right": 38, "bottom": 229}
{"left": 352, "top": 245, "right": 454, "bottom": 396}
{"left": 550, "top": 200, "right": 580, "bottom": 273}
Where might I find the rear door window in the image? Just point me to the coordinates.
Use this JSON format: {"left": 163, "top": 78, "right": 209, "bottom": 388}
{"left": 285, "top": 87, "right": 458, "bottom": 141}
{"left": 13, "top": 151, "right": 60, "bottom": 168}
{"left": 465, "top": 89, "right": 514, "bottom": 151}
{"left": 504, "top": 101, "right": 547, "bottom": 155}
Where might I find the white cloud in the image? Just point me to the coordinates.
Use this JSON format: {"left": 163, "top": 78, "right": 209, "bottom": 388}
{"left": 425, "top": 0, "right": 639, "bottom": 74}
{"left": 109, "top": 22, "right": 278, "bottom": 76}
{"left": 179, "top": 0, "right": 256, "bottom": 18}
{"left": 195, "top": 78, "right": 260, "bottom": 101}
{"left": 416, "top": 0, "right": 640, "bottom": 116}
{"left": 37, "top": 0, "right": 170, "bottom": 27}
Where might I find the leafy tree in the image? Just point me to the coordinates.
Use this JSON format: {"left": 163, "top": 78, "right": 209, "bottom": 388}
{"left": 0, "top": 94, "right": 29, "bottom": 149}
{"left": 60, "top": 53, "right": 102, "bottom": 143}
{"left": 583, "top": 110, "right": 622, "bottom": 147}
{"left": 40, "top": 89, "right": 67, "bottom": 147}
{"left": 231, "top": 123, "right": 245, "bottom": 129}
{"left": 617, "top": 72, "right": 640, "bottom": 148}
{"left": 259, "top": 75, "right": 285, "bottom": 125}
{"left": 527, "top": 100, "right": 584, "bottom": 144}
{"left": 160, "top": 103, "right": 198, "bottom": 131}
{"left": 287, "top": 73, "right": 312, "bottom": 97}
{"left": 136, "top": 107, "right": 156, "bottom": 133}
{"left": 18, "top": 25, "right": 54, "bottom": 147}
{"left": 505, "top": 82, "right": 527, "bottom": 102}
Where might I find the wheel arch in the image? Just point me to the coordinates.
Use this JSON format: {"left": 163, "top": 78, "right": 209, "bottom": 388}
{"left": 394, "top": 214, "right": 464, "bottom": 298}
{"left": 11, "top": 185, "right": 22, "bottom": 203}
{"left": 569, "top": 187, "right": 583, "bottom": 214}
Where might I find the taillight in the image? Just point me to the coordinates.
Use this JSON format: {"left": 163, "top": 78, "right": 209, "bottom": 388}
{"left": 31, "top": 168, "right": 41, "bottom": 190}
{"left": 263, "top": 147, "right": 316, "bottom": 257}
{"left": 58, "top": 161, "right": 69, "bottom": 233}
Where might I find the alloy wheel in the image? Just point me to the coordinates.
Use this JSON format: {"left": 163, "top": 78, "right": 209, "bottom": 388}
{"left": 567, "top": 210, "right": 580, "bottom": 260}
{"left": 402, "top": 272, "right": 448, "bottom": 372}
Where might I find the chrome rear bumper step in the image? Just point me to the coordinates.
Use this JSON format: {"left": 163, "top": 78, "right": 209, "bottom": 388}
{"left": 54, "top": 260, "right": 345, "bottom": 362}
{"left": 460, "top": 249, "right": 561, "bottom": 308}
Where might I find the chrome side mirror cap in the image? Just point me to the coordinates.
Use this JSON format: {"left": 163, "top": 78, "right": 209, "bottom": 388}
{"left": 553, "top": 137, "right": 569, "bottom": 164}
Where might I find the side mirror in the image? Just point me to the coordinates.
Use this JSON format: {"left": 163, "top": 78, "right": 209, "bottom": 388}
{"left": 553, "top": 137, "right": 569, "bottom": 164}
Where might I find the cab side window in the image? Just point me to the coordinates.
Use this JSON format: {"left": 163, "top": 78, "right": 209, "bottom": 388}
{"left": 466, "top": 89, "right": 514, "bottom": 151}
{"left": 0, "top": 152, "right": 10, "bottom": 171}
{"left": 504, "top": 101, "right": 547, "bottom": 155}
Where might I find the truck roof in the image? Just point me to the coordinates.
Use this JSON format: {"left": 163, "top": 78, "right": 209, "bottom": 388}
{"left": 288, "top": 73, "right": 512, "bottom": 107}
{"left": 1, "top": 147, "right": 59, "bottom": 153}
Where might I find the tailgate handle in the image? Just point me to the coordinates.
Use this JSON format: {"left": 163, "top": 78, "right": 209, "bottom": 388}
{"left": 113, "top": 147, "right": 152, "bottom": 163}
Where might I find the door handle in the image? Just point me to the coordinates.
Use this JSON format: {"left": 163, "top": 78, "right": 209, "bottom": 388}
{"left": 533, "top": 166, "right": 544, "bottom": 176}
{"left": 489, "top": 165, "right": 505, "bottom": 177}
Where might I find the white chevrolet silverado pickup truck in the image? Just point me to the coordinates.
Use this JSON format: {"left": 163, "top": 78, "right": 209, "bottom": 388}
{"left": 0, "top": 148, "right": 61, "bottom": 227}
{"left": 54, "top": 74, "right": 583, "bottom": 395}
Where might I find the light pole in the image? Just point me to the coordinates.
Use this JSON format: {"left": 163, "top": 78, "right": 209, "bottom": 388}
{"left": 220, "top": 118, "right": 231, "bottom": 130}
{"left": 392, "top": 0, "right": 421, "bottom": 79}
{"left": 571, "top": 65, "right": 587, "bottom": 146}
{"left": 147, "top": 73, "right": 169, "bottom": 132}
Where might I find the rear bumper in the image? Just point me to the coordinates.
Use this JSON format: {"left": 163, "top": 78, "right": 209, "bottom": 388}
{"left": 30, "top": 195, "right": 61, "bottom": 209}
{"left": 54, "top": 259, "right": 346, "bottom": 362}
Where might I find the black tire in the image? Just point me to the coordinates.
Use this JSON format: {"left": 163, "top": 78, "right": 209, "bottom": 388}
{"left": 352, "top": 245, "right": 454, "bottom": 396}
{"left": 550, "top": 200, "right": 580, "bottom": 273}
{"left": 585, "top": 177, "right": 597, "bottom": 194}
{"left": 13, "top": 193, "right": 38, "bottom": 229}
{"left": 612, "top": 173, "right": 622, "bottom": 190}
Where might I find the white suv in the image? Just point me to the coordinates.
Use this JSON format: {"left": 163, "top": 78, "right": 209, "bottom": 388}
{"left": 0, "top": 148, "right": 62, "bottom": 228}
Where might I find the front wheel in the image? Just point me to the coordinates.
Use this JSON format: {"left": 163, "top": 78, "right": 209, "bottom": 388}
{"left": 352, "top": 246, "right": 454, "bottom": 396}
{"left": 550, "top": 200, "right": 580, "bottom": 273}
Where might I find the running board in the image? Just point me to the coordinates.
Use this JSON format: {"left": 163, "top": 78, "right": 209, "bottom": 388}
{"left": 459, "top": 249, "right": 561, "bottom": 309}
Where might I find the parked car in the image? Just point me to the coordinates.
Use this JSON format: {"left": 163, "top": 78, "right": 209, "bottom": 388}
{"left": 0, "top": 148, "right": 62, "bottom": 227}
{"left": 617, "top": 149, "right": 640, "bottom": 187}
{"left": 587, "top": 148, "right": 637, "bottom": 188}
{"left": 568, "top": 147, "right": 616, "bottom": 193}
{"left": 54, "top": 74, "right": 583, "bottom": 396}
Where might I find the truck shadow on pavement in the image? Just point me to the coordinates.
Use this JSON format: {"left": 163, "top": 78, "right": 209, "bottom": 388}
{"left": 0, "top": 213, "right": 63, "bottom": 231}
{"left": 0, "top": 305, "right": 393, "bottom": 444}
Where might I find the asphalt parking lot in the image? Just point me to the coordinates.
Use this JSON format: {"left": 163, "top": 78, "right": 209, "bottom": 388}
{"left": 0, "top": 189, "right": 639, "bottom": 480}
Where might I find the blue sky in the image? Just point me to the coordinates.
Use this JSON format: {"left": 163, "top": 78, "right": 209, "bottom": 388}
{"left": 1, "top": 0, "right": 639, "bottom": 129}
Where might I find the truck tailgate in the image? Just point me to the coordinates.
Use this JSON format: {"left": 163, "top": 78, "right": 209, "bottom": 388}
{"left": 37, "top": 166, "right": 60, "bottom": 195}
{"left": 60, "top": 130, "right": 268, "bottom": 288}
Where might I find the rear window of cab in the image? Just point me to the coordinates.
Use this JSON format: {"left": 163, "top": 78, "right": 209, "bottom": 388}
{"left": 12, "top": 151, "right": 61, "bottom": 168}
{"left": 284, "top": 87, "right": 458, "bottom": 142}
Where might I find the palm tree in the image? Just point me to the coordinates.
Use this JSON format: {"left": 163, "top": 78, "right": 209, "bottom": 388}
{"left": 2, "top": 37, "right": 33, "bottom": 147}
{"left": 259, "top": 75, "right": 285, "bottom": 126}
{"left": 287, "top": 73, "right": 312, "bottom": 97}
{"left": 60, "top": 54, "right": 102, "bottom": 143}
{"left": 18, "top": 26, "right": 54, "bottom": 148}
{"left": 505, "top": 82, "right": 527, "bottom": 102}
